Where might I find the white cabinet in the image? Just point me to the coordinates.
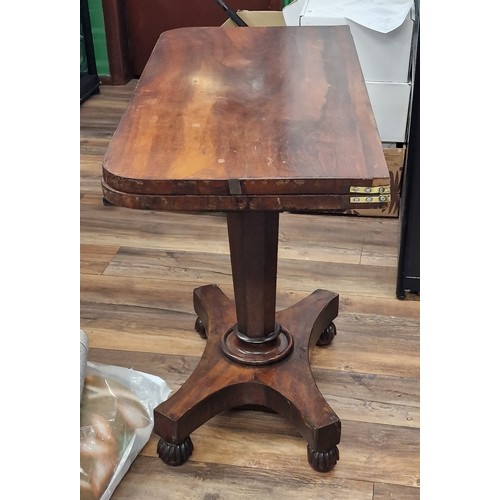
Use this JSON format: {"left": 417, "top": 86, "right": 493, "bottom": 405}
{"left": 283, "top": 0, "right": 417, "bottom": 142}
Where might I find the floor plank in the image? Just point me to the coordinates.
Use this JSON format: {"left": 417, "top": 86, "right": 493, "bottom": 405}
{"left": 111, "top": 457, "right": 375, "bottom": 500}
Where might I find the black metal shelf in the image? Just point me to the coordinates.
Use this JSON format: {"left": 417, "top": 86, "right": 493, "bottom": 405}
{"left": 396, "top": 33, "right": 419, "bottom": 299}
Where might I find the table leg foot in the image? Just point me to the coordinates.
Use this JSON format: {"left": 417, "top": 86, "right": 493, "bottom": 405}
{"left": 316, "top": 321, "right": 337, "bottom": 346}
{"left": 307, "top": 444, "right": 339, "bottom": 473}
{"left": 157, "top": 436, "right": 194, "bottom": 466}
{"left": 194, "top": 317, "right": 207, "bottom": 339}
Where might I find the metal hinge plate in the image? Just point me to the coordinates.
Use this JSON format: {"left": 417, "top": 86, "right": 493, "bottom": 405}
{"left": 350, "top": 194, "right": 391, "bottom": 204}
{"left": 349, "top": 184, "right": 391, "bottom": 203}
{"left": 349, "top": 185, "right": 390, "bottom": 194}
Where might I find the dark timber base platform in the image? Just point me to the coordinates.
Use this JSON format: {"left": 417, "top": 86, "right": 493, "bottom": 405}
{"left": 153, "top": 284, "right": 341, "bottom": 472}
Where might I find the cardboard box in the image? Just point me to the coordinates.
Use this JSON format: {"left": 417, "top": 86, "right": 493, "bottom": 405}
{"left": 221, "top": 10, "right": 285, "bottom": 27}
{"left": 222, "top": 11, "right": 407, "bottom": 217}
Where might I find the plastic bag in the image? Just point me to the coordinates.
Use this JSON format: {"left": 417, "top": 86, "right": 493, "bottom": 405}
{"left": 80, "top": 362, "right": 170, "bottom": 500}
{"left": 80, "top": 330, "right": 89, "bottom": 398}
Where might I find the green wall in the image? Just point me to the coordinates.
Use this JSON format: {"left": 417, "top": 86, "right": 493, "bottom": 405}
{"left": 87, "top": 0, "right": 110, "bottom": 77}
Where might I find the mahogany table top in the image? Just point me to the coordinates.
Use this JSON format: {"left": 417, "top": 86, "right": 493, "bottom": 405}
{"left": 102, "top": 26, "right": 390, "bottom": 212}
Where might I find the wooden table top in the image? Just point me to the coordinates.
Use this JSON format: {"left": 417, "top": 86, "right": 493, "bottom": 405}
{"left": 102, "top": 26, "right": 390, "bottom": 212}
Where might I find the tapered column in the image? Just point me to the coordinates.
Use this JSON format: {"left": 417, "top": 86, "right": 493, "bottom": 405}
{"left": 224, "top": 212, "right": 292, "bottom": 365}
{"left": 226, "top": 211, "right": 279, "bottom": 338}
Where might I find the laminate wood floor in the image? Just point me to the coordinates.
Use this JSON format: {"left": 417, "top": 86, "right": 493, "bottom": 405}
{"left": 81, "top": 81, "right": 420, "bottom": 499}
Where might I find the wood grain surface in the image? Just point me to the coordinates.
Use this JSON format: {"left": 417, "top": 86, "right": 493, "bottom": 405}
{"left": 81, "top": 81, "right": 420, "bottom": 499}
{"left": 102, "top": 27, "right": 389, "bottom": 205}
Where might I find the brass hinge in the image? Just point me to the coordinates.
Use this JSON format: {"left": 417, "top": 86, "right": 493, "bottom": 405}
{"left": 349, "top": 185, "right": 390, "bottom": 194}
{"left": 350, "top": 194, "right": 391, "bottom": 204}
{"left": 349, "top": 185, "right": 390, "bottom": 204}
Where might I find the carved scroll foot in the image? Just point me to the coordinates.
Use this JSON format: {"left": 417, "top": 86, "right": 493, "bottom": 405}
{"left": 157, "top": 436, "right": 194, "bottom": 466}
{"left": 194, "top": 317, "right": 207, "bottom": 339}
{"left": 307, "top": 444, "right": 339, "bottom": 472}
{"left": 316, "top": 321, "right": 337, "bottom": 346}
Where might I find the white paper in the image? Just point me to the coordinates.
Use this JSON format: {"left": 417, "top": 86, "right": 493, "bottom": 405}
{"left": 338, "top": 0, "right": 413, "bottom": 33}
{"left": 285, "top": 0, "right": 413, "bottom": 33}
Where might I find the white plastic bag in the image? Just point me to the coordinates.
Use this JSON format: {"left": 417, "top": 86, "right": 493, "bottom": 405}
{"left": 80, "top": 362, "right": 170, "bottom": 500}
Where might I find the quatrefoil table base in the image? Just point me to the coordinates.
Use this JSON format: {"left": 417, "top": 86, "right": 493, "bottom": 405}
{"left": 154, "top": 283, "right": 341, "bottom": 472}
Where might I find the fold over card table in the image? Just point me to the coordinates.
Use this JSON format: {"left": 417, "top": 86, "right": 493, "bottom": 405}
{"left": 102, "top": 26, "right": 390, "bottom": 472}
